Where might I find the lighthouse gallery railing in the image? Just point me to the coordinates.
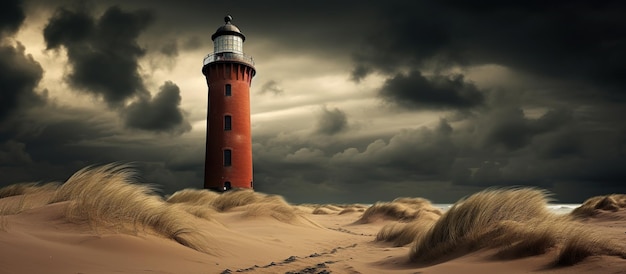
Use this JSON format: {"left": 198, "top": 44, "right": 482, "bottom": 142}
{"left": 203, "top": 52, "right": 255, "bottom": 67}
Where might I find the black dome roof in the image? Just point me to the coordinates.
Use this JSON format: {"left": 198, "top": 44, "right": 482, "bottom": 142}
{"left": 211, "top": 15, "right": 246, "bottom": 41}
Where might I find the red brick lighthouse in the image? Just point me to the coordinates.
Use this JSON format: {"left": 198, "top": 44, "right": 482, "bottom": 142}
{"left": 202, "top": 15, "right": 255, "bottom": 191}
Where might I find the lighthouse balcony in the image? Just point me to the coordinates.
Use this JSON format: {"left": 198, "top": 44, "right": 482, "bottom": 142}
{"left": 203, "top": 52, "right": 255, "bottom": 67}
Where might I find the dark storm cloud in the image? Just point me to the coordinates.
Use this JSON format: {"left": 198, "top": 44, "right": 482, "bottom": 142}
{"left": 380, "top": 70, "right": 484, "bottom": 109}
{"left": 42, "top": 4, "right": 191, "bottom": 133}
{"left": 254, "top": 91, "right": 625, "bottom": 202}
{"left": 331, "top": 119, "right": 456, "bottom": 178}
{"left": 0, "top": 104, "right": 200, "bottom": 193}
{"left": 253, "top": 119, "right": 459, "bottom": 202}
{"left": 0, "top": 105, "right": 117, "bottom": 184}
{"left": 350, "top": 64, "right": 372, "bottom": 83}
{"left": 349, "top": 2, "right": 452, "bottom": 76}
{"left": 43, "top": 5, "right": 153, "bottom": 106}
{"left": 0, "top": 0, "right": 25, "bottom": 35}
{"left": 0, "top": 0, "right": 44, "bottom": 177}
{"left": 315, "top": 105, "right": 348, "bottom": 135}
{"left": 449, "top": 102, "right": 626, "bottom": 190}
{"left": 181, "top": 36, "right": 202, "bottom": 50}
{"left": 0, "top": 140, "right": 32, "bottom": 166}
{"left": 124, "top": 81, "right": 191, "bottom": 134}
{"left": 0, "top": 0, "right": 45, "bottom": 124}
{"left": 477, "top": 108, "right": 571, "bottom": 151}
{"left": 159, "top": 39, "right": 178, "bottom": 57}
{"left": 0, "top": 1, "right": 197, "bottom": 191}
{"left": 352, "top": 1, "right": 626, "bottom": 99}
{"left": 259, "top": 80, "right": 284, "bottom": 95}
{"left": 0, "top": 43, "right": 45, "bottom": 124}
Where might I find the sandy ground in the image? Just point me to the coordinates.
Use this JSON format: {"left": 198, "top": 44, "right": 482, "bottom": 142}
{"left": 0, "top": 166, "right": 624, "bottom": 273}
{"left": 0, "top": 195, "right": 624, "bottom": 274}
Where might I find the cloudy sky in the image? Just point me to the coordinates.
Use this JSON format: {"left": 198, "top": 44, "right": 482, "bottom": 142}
{"left": 1, "top": 0, "right": 625, "bottom": 203}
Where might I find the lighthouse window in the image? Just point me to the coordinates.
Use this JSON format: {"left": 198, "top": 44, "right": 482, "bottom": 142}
{"left": 233, "top": 36, "right": 243, "bottom": 52}
{"left": 224, "top": 149, "right": 232, "bottom": 166}
{"left": 224, "top": 115, "right": 232, "bottom": 130}
{"left": 225, "top": 84, "right": 231, "bottom": 96}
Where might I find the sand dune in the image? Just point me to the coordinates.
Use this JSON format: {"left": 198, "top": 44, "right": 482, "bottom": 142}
{"left": 571, "top": 194, "right": 626, "bottom": 219}
{"left": 0, "top": 165, "right": 624, "bottom": 273}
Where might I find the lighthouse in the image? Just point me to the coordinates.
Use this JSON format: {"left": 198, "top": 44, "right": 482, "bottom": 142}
{"left": 202, "top": 15, "right": 256, "bottom": 191}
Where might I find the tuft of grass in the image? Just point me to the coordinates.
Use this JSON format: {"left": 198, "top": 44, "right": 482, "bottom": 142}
{"left": 555, "top": 227, "right": 626, "bottom": 266}
{"left": 165, "top": 189, "right": 220, "bottom": 221}
{"left": 0, "top": 182, "right": 60, "bottom": 199}
{"left": 320, "top": 204, "right": 343, "bottom": 211}
{"left": 166, "top": 189, "right": 220, "bottom": 206}
{"left": 0, "top": 195, "right": 27, "bottom": 216}
{"left": 391, "top": 197, "right": 433, "bottom": 206}
{"left": 312, "top": 207, "right": 334, "bottom": 215}
{"left": 209, "top": 189, "right": 286, "bottom": 212}
{"left": 0, "top": 187, "right": 58, "bottom": 216}
{"left": 410, "top": 188, "right": 555, "bottom": 262}
{"left": 478, "top": 220, "right": 559, "bottom": 259}
{"left": 376, "top": 216, "right": 438, "bottom": 246}
{"left": 356, "top": 197, "right": 442, "bottom": 224}
{"left": 338, "top": 207, "right": 360, "bottom": 215}
{"left": 167, "top": 184, "right": 322, "bottom": 227}
{"left": 50, "top": 164, "right": 214, "bottom": 254}
{"left": 571, "top": 194, "right": 626, "bottom": 218}
{"left": 404, "top": 188, "right": 626, "bottom": 266}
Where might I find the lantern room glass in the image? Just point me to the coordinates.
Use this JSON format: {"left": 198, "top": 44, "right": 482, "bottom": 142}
{"left": 214, "top": 35, "right": 243, "bottom": 53}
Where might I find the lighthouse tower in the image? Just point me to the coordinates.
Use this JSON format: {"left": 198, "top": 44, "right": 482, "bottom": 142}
{"left": 202, "top": 15, "right": 256, "bottom": 191}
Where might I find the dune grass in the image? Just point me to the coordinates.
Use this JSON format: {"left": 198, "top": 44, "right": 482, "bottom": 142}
{"left": 411, "top": 188, "right": 554, "bottom": 262}
{"left": 571, "top": 194, "right": 626, "bottom": 218}
{"left": 166, "top": 189, "right": 220, "bottom": 206}
{"left": 0, "top": 182, "right": 57, "bottom": 230}
{"left": 410, "top": 188, "right": 558, "bottom": 263}
{"left": 312, "top": 207, "right": 335, "bottom": 215}
{"left": 369, "top": 197, "right": 443, "bottom": 246}
{"left": 165, "top": 189, "right": 220, "bottom": 221}
{"left": 474, "top": 219, "right": 560, "bottom": 259}
{"left": 555, "top": 228, "right": 626, "bottom": 265}
{"left": 1, "top": 164, "right": 324, "bottom": 252}
{"left": 337, "top": 204, "right": 368, "bottom": 215}
{"left": 311, "top": 204, "right": 348, "bottom": 215}
{"left": 0, "top": 195, "right": 29, "bottom": 216}
{"left": 208, "top": 189, "right": 285, "bottom": 212}
{"left": 356, "top": 197, "right": 442, "bottom": 224}
{"left": 376, "top": 216, "right": 438, "bottom": 246}
{"left": 0, "top": 182, "right": 60, "bottom": 199}
{"left": 406, "top": 188, "right": 625, "bottom": 265}
{"left": 339, "top": 207, "right": 365, "bottom": 214}
{"left": 0, "top": 185, "right": 59, "bottom": 216}
{"left": 48, "top": 164, "right": 214, "bottom": 254}
{"left": 309, "top": 204, "right": 365, "bottom": 215}
{"left": 220, "top": 191, "right": 321, "bottom": 227}
{"left": 166, "top": 185, "right": 321, "bottom": 227}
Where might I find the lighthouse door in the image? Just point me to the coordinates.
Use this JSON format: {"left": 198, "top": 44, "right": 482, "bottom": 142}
{"left": 224, "top": 181, "right": 232, "bottom": 191}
